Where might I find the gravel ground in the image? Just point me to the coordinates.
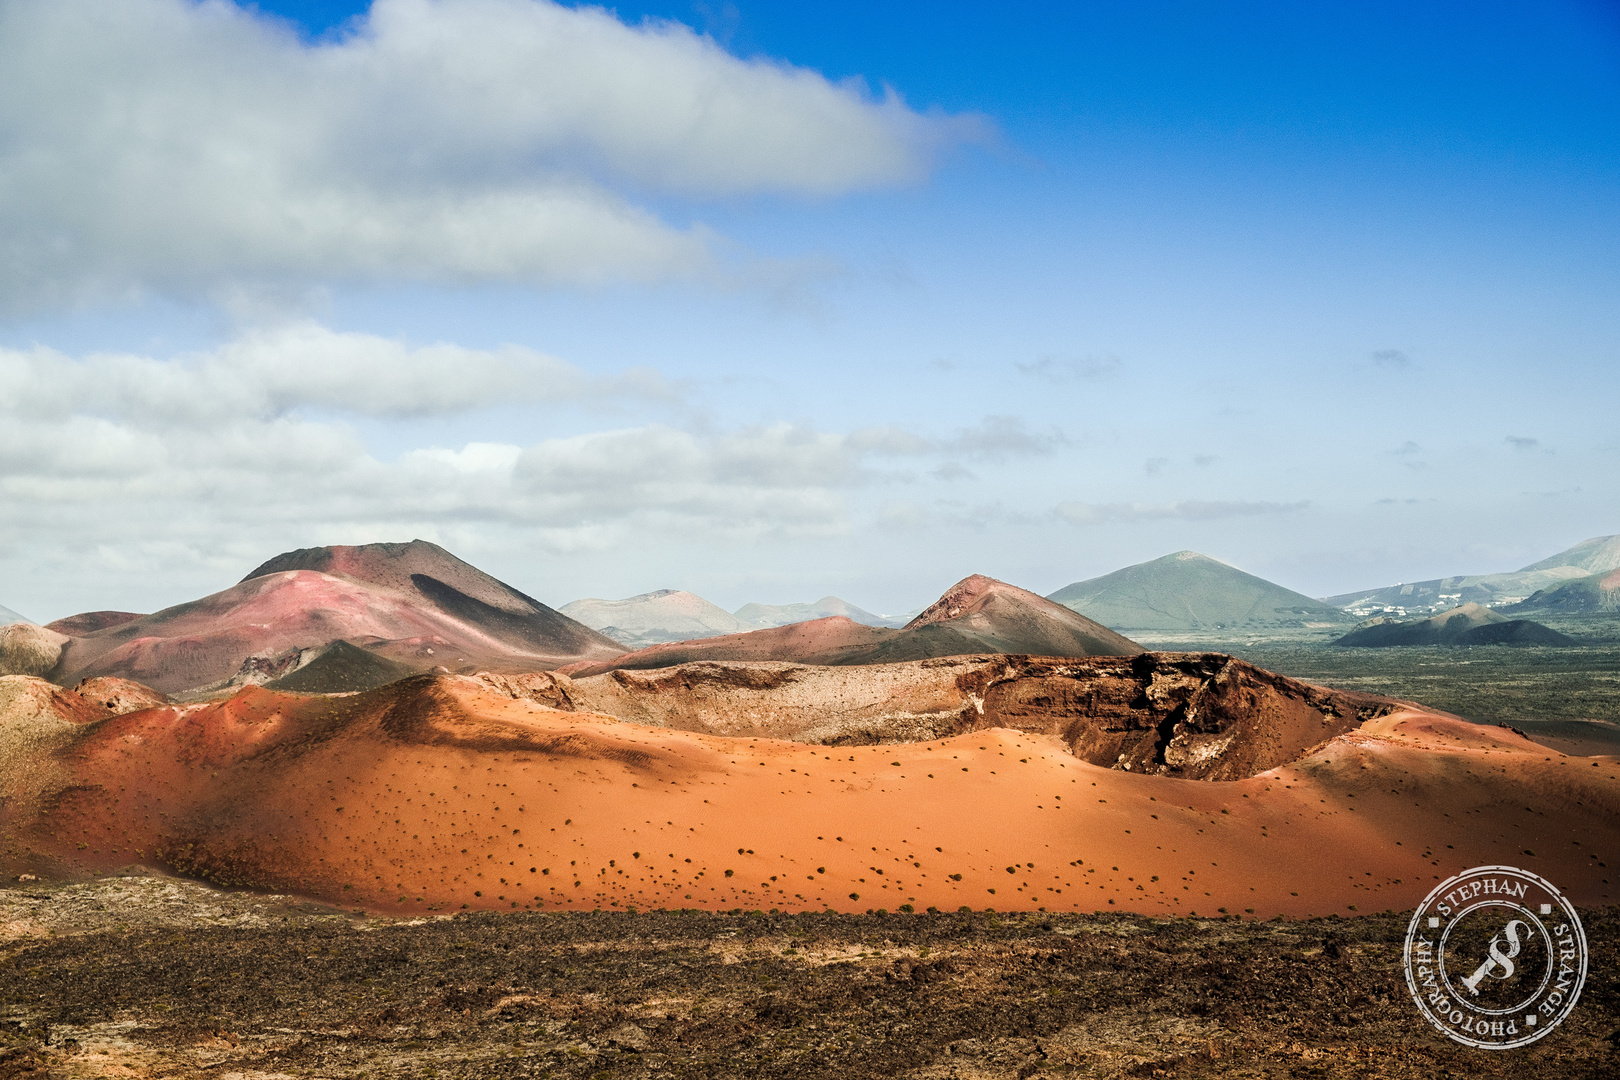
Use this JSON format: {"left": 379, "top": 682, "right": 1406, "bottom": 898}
{"left": 1, "top": 872, "right": 1616, "bottom": 1079}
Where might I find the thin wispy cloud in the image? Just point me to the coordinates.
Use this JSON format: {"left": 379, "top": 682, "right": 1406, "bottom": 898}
{"left": 848, "top": 416, "right": 1064, "bottom": 462}
{"left": 1054, "top": 500, "right": 1310, "bottom": 526}
{"left": 1015, "top": 355, "right": 1123, "bottom": 381}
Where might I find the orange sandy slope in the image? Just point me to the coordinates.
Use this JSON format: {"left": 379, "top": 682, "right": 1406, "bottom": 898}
{"left": 13, "top": 677, "right": 1617, "bottom": 919}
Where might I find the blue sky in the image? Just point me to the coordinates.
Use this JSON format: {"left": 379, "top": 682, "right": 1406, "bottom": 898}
{"left": 1, "top": 0, "right": 1616, "bottom": 620}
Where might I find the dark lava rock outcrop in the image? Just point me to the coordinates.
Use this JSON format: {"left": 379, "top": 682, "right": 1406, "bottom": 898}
{"left": 561, "top": 652, "right": 1392, "bottom": 781}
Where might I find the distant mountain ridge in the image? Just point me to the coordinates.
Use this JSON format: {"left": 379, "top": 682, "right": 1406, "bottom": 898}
{"left": 0, "top": 602, "right": 30, "bottom": 625}
{"left": 1325, "top": 532, "right": 1619, "bottom": 615}
{"left": 560, "top": 574, "right": 1141, "bottom": 677}
{"left": 1506, "top": 568, "right": 1620, "bottom": 615}
{"left": 734, "top": 596, "right": 904, "bottom": 630}
{"left": 1519, "top": 534, "right": 1620, "bottom": 575}
{"left": 1048, "top": 551, "right": 1353, "bottom": 631}
{"left": 560, "top": 590, "right": 744, "bottom": 648}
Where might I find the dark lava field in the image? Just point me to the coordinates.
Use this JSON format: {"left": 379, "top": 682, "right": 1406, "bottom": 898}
{"left": 1, "top": 876, "right": 1615, "bottom": 1079}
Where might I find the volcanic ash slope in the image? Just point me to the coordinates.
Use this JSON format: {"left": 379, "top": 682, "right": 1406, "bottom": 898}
{"left": 5, "top": 661, "right": 1616, "bottom": 920}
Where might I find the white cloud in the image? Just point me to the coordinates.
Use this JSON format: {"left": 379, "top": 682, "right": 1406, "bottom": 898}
{"left": 0, "top": 322, "right": 673, "bottom": 425}
{"left": 0, "top": 0, "right": 980, "bottom": 310}
{"left": 0, "top": 327, "right": 1062, "bottom": 578}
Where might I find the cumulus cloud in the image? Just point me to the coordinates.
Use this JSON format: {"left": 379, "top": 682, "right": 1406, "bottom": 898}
{"left": 0, "top": 328, "right": 1059, "bottom": 568}
{"left": 0, "top": 0, "right": 980, "bottom": 309}
{"left": 1054, "top": 500, "right": 1309, "bottom": 526}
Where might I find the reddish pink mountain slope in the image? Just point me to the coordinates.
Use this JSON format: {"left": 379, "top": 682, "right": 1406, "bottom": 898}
{"left": 50, "top": 541, "right": 623, "bottom": 695}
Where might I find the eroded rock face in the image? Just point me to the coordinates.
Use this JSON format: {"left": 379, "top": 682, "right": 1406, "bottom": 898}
{"left": 967, "top": 654, "right": 1394, "bottom": 780}
{"left": 462, "top": 670, "right": 579, "bottom": 711}
{"left": 566, "top": 653, "right": 1394, "bottom": 781}
{"left": 71, "top": 677, "right": 170, "bottom": 715}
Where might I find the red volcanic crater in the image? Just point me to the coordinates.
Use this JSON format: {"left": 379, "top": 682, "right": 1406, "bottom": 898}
{"left": 5, "top": 660, "right": 1615, "bottom": 920}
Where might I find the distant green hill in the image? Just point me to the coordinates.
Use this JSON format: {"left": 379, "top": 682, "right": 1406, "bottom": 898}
{"left": 1047, "top": 551, "right": 1354, "bottom": 631}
